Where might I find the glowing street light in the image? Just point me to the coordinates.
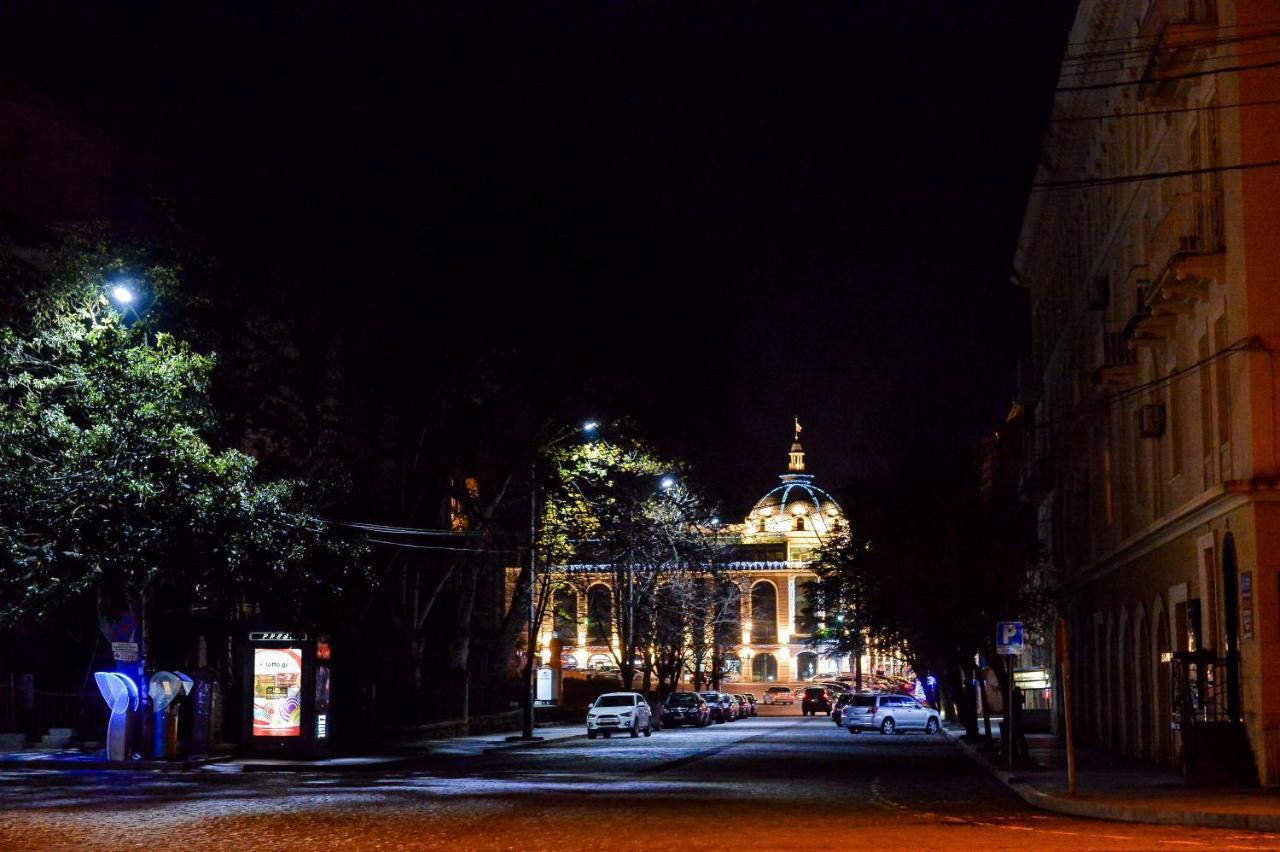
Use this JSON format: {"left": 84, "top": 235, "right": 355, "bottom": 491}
{"left": 582, "top": 420, "right": 599, "bottom": 434}
{"left": 109, "top": 283, "right": 136, "bottom": 306}
{"left": 660, "top": 476, "right": 675, "bottom": 490}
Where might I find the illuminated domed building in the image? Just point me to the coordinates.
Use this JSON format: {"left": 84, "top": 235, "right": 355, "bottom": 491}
{"left": 539, "top": 423, "right": 907, "bottom": 685}
{"left": 715, "top": 423, "right": 846, "bottom": 682}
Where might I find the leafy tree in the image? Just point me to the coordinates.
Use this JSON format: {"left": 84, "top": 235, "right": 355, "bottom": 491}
{"left": 541, "top": 438, "right": 719, "bottom": 691}
{"left": 0, "top": 236, "right": 364, "bottom": 639}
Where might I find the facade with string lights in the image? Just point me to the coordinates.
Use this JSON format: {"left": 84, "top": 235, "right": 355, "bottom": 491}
{"left": 1015, "top": 0, "right": 1280, "bottom": 784}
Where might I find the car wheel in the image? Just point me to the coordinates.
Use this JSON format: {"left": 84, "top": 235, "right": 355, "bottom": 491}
{"left": 587, "top": 730, "right": 596, "bottom": 740}
{"left": 880, "top": 717, "right": 895, "bottom": 735}
{"left": 643, "top": 724, "right": 652, "bottom": 737}
{"left": 630, "top": 722, "right": 639, "bottom": 738}
{"left": 926, "top": 717, "right": 940, "bottom": 735}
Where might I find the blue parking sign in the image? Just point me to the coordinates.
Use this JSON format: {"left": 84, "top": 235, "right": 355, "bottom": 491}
{"left": 996, "top": 621, "right": 1024, "bottom": 654}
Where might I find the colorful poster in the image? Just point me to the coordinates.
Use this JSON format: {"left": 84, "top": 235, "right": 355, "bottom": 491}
{"left": 253, "top": 647, "right": 302, "bottom": 737}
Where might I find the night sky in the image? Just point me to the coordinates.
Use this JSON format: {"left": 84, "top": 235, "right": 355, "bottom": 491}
{"left": 0, "top": 2, "right": 1077, "bottom": 515}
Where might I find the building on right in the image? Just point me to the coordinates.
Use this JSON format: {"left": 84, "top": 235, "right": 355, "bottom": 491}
{"left": 1015, "top": 0, "right": 1280, "bottom": 784}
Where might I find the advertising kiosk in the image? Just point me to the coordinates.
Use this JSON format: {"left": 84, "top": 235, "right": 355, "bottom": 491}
{"left": 242, "top": 632, "right": 333, "bottom": 758}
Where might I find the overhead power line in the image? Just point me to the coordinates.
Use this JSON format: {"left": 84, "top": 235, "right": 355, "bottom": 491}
{"left": 1060, "top": 28, "right": 1280, "bottom": 68}
{"left": 1057, "top": 58, "right": 1280, "bottom": 92}
{"left": 1064, "top": 17, "right": 1280, "bottom": 49}
{"left": 1059, "top": 43, "right": 1280, "bottom": 80}
{"left": 1052, "top": 97, "right": 1280, "bottom": 123}
{"left": 1031, "top": 159, "right": 1280, "bottom": 191}
{"left": 326, "top": 519, "right": 491, "bottom": 537}
{"left": 1029, "top": 338, "right": 1262, "bottom": 435}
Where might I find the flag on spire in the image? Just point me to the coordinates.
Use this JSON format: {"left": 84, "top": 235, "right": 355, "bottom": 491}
{"left": 794, "top": 417, "right": 802, "bottom": 441}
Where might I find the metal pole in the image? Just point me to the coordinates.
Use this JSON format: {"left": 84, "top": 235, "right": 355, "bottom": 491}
{"left": 523, "top": 461, "right": 536, "bottom": 739}
{"left": 1056, "top": 617, "right": 1077, "bottom": 797}
{"left": 1006, "top": 653, "right": 1016, "bottom": 771}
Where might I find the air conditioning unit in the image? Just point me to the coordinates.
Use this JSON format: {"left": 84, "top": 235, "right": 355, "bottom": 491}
{"left": 1138, "top": 402, "right": 1167, "bottom": 438}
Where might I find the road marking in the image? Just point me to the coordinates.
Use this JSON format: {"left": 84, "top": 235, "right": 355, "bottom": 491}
{"left": 999, "top": 825, "right": 1034, "bottom": 831}
{"left": 1047, "top": 831, "right": 1079, "bottom": 836}
{"left": 1154, "top": 841, "right": 1202, "bottom": 846}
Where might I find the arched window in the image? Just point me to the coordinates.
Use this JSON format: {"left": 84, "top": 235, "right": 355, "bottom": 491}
{"left": 586, "top": 585, "right": 612, "bottom": 643}
{"left": 751, "top": 652, "right": 778, "bottom": 682}
{"left": 795, "top": 651, "right": 818, "bottom": 680}
{"left": 751, "top": 582, "right": 778, "bottom": 643}
{"left": 553, "top": 586, "right": 578, "bottom": 639}
{"left": 794, "top": 515, "right": 806, "bottom": 531}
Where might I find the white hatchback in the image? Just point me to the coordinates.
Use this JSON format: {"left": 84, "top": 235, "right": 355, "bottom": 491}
{"left": 587, "top": 692, "right": 652, "bottom": 739}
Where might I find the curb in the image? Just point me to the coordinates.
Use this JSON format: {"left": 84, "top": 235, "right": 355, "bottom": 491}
{"left": 0, "top": 755, "right": 231, "bottom": 772}
{"left": 482, "top": 733, "right": 587, "bottom": 754}
{"left": 944, "top": 728, "right": 1280, "bottom": 833}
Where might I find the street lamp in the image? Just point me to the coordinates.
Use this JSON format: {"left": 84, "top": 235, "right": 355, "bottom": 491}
{"left": 516, "top": 418, "right": 599, "bottom": 742}
{"left": 109, "top": 283, "right": 136, "bottom": 305}
{"left": 660, "top": 476, "right": 675, "bottom": 490}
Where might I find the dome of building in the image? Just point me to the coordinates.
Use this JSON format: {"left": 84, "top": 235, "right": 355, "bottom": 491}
{"left": 742, "top": 424, "right": 845, "bottom": 538}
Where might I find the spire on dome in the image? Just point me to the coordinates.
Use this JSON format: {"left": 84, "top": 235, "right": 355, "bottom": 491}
{"left": 788, "top": 418, "right": 805, "bottom": 472}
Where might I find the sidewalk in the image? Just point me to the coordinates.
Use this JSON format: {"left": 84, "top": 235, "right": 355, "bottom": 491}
{"left": 0, "top": 722, "right": 585, "bottom": 774}
{"left": 946, "top": 723, "right": 1280, "bottom": 832}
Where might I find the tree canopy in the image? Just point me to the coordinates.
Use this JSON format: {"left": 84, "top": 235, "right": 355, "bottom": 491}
{"left": 0, "top": 236, "right": 365, "bottom": 628}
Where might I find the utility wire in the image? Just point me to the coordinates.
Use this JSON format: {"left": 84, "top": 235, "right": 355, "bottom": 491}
{"left": 1031, "top": 159, "right": 1280, "bottom": 191}
{"left": 360, "top": 537, "right": 515, "bottom": 554}
{"left": 325, "top": 519, "right": 491, "bottom": 537}
{"left": 1061, "top": 28, "right": 1280, "bottom": 68}
{"left": 1059, "top": 43, "right": 1280, "bottom": 80}
{"left": 1027, "top": 338, "right": 1262, "bottom": 436}
{"left": 1064, "top": 18, "right": 1280, "bottom": 49}
{"left": 1051, "top": 97, "right": 1280, "bottom": 123}
{"left": 1057, "top": 58, "right": 1280, "bottom": 92}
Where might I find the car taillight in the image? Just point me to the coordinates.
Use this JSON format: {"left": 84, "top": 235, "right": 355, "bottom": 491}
{"left": 869, "top": 706, "right": 877, "bottom": 715}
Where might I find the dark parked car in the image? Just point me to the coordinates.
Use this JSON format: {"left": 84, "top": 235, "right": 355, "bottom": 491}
{"left": 801, "top": 686, "right": 832, "bottom": 716}
{"left": 732, "top": 694, "right": 752, "bottom": 718}
{"left": 831, "top": 691, "right": 859, "bottom": 725}
{"left": 662, "top": 692, "right": 711, "bottom": 728}
{"left": 699, "top": 691, "right": 733, "bottom": 723}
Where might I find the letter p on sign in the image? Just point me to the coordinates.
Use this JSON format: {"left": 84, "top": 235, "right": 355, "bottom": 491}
{"left": 996, "top": 621, "right": 1024, "bottom": 655}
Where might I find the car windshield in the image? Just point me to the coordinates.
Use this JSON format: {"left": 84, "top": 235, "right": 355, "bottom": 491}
{"left": 804, "top": 688, "right": 825, "bottom": 697}
{"left": 768, "top": 686, "right": 787, "bottom": 692}
{"left": 667, "top": 694, "right": 699, "bottom": 706}
{"left": 595, "top": 695, "right": 634, "bottom": 708}
{"left": 699, "top": 692, "right": 719, "bottom": 701}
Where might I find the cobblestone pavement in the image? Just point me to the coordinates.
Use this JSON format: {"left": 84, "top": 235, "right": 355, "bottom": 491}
{"left": 2, "top": 710, "right": 1279, "bottom": 850}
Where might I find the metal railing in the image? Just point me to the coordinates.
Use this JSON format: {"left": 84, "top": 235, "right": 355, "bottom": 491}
{"left": 1171, "top": 651, "right": 1235, "bottom": 731}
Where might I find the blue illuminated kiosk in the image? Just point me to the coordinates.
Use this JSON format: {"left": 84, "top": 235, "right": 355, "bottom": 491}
{"left": 242, "top": 632, "right": 333, "bottom": 758}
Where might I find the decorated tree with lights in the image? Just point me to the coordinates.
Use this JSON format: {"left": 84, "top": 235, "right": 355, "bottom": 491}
{"left": 540, "top": 438, "right": 720, "bottom": 691}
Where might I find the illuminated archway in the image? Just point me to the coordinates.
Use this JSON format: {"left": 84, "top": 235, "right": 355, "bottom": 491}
{"left": 795, "top": 651, "right": 818, "bottom": 681}
{"left": 750, "top": 581, "right": 778, "bottom": 644}
{"left": 752, "top": 652, "right": 779, "bottom": 683}
{"left": 587, "top": 584, "right": 612, "bottom": 643}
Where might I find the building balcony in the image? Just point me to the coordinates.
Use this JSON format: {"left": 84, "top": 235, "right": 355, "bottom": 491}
{"left": 1138, "top": 2, "right": 1219, "bottom": 103}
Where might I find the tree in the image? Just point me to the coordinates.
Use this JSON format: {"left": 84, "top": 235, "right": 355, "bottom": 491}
{"left": 0, "top": 236, "right": 365, "bottom": 639}
{"left": 541, "top": 438, "right": 717, "bottom": 691}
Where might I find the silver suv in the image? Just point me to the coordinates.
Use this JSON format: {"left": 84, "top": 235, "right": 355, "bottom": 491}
{"left": 842, "top": 693, "right": 941, "bottom": 736}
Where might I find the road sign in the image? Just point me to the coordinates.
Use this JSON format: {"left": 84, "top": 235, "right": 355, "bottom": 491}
{"left": 996, "top": 621, "right": 1024, "bottom": 655}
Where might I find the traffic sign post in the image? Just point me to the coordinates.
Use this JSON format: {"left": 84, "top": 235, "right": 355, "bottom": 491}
{"left": 996, "top": 621, "right": 1024, "bottom": 655}
{"left": 996, "top": 621, "right": 1024, "bottom": 770}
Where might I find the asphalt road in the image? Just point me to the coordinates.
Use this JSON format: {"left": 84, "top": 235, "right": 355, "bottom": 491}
{"left": 1, "top": 706, "right": 1277, "bottom": 850}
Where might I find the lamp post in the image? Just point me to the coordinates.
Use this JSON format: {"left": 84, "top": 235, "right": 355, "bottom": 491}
{"left": 517, "top": 419, "right": 597, "bottom": 741}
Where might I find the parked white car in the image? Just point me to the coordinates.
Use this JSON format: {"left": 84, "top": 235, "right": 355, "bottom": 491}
{"left": 760, "top": 685, "right": 795, "bottom": 705}
{"left": 587, "top": 692, "right": 652, "bottom": 739}
{"left": 843, "top": 693, "right": 941, "bottom": 735}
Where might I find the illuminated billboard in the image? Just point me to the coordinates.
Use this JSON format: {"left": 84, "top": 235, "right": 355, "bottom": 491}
{"left": 252, "top": 647, "right": 302, "bottom": 737}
